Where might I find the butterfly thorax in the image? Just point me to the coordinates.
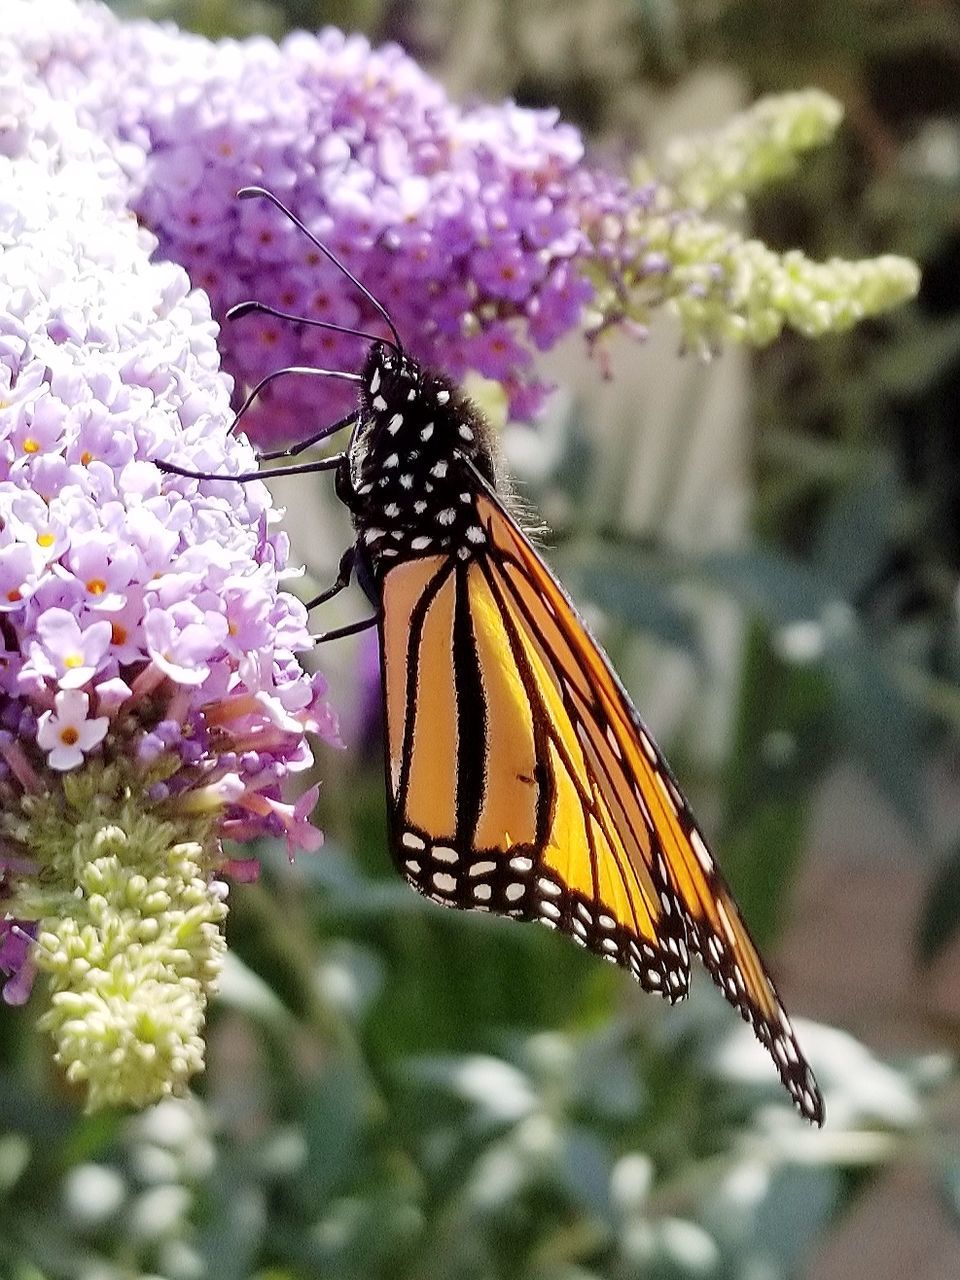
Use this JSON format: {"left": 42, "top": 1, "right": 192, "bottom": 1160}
{"left": 345, "top": 344, "right": 497, "bottom": 576}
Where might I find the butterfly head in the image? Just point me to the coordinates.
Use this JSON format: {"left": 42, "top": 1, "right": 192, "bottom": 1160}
{"left": 346, "top": 342, "right": 498, "bottom": 570}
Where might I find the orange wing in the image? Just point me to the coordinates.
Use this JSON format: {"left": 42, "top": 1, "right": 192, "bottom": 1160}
{"left": 378, "top": 552, "right": 691, "bottom": 1003}
{"left": 377, "top": 483, "right": 823, "bottom": 1125}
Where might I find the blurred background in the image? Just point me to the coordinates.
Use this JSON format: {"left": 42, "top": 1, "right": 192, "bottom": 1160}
{"left": 5, "top": 1, "right": 960, "bottom": 1276}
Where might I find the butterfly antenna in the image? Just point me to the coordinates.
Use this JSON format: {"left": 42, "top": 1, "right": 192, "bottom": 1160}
{"left": 226, "top": 299, "right": 394, "bottom": 351}
{"left": 237, "top": 186, "right": 404, "bottom": 355}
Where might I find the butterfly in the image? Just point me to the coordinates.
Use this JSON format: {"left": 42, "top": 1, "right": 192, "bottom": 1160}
{"left": 162, "top": 187, "right": 824, "bottom": 1125}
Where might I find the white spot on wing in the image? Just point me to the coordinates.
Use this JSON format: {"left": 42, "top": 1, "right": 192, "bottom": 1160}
{"left": 655, "top": 770, "right": 679, "bottom": 816}
{"left": 715, "top": 899, "right": 736, "bottom": 944}
{"left": 690, "top": 828, "right": 713, "bottom": 872}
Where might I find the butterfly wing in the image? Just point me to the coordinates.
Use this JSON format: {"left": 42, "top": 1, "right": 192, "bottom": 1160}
{"left": 478, "top": 478, "right": 823, "bottom": 1123}
{"left": 376, "top": 476, "right": 823, "bottom": 1124}
{"left": 378, "top": 550, "right": 692, "bottom": 1003}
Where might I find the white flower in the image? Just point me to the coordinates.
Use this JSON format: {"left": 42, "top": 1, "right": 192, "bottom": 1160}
{"left": 36, "top": 689, "right": 108, "bottom": 770}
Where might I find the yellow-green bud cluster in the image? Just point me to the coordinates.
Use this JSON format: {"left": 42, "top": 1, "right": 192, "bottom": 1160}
{"left": 652, "top": 89, "right": 845, "bottom": 211}
{"left": 592, "top": 90, "right": 920, "bottom": 350}
{"left": 5, "top": 764, "right": 226, "bottom": 1111}
{"left": 646, "top": 219, "right": 918, "bottom": 351}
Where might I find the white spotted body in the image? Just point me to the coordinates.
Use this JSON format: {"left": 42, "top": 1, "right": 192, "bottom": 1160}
{"left": 345, "top": 344, "right": 495, "bottom": 576}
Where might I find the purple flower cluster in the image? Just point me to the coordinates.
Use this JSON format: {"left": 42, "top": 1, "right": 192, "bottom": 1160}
{"left": 0, "top": 43, "right": 338, "bottom": 1000}
{"left": 14, "top": 1, "right": 655, "bottom": 440}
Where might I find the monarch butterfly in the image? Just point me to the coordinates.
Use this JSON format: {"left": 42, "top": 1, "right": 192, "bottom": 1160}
{"left": 163, "top": 187, "right": 824, "bottom": 1125}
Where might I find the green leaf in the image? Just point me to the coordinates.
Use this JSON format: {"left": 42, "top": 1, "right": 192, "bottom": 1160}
{"left": 917, "top": 845, "right": 960, "bottom": 963}
{"left": 822, "top": 617, "right": 926, "bottom": 831}
{"left": 218, "top": 951, "right": 293, "bottom": 1028}
{"left": 718, "top": 625, "right": 832, "bottom": 943}
{"left": 752, "top": 1166, "right": 842, "bottom": 1271}
{"left": 873, "top": 313, "right": 960, "bottom": 398}
{"left": 699, "top": 548, "right": 833, "bottom": 624}
{"left": 813, "top": 462, "right": 902, "bottom": 601}
{"left": 562, "top": 553, "right": 702, "bottom": 658}
{"left": 194, "top": 1172, "right": 267, "bottom": 1280}
{"left": 940, "top": 1154, "right": 960, "bottom": 1230}
{"left": 295, "top": 1058, "right": 374, "bottom": 1206}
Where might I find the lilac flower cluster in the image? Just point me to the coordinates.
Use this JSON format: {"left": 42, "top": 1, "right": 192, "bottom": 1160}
{"left": 0, "top": 53, "right": 337, "bottom": 1012}
{"left": 13, "top": 0, "right": 657, "bottom": 439}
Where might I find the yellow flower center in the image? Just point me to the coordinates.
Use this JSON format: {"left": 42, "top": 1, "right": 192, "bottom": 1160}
{"left": 37, "top": 532, "right": 55, "bottom": 548}
{"left": 86, "top": 579, "right": 107, "bottom": 596}
{"left": 23, "top": 438, "right": 39, "bottom": 454}
{"left": 63, "top": 653, "right": 84, "bottom": 670}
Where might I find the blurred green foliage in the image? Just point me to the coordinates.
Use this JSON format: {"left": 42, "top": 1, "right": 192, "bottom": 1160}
{"left": 21, "top": 0, "right": 960, "bottom": 1276}
{"left": 0, "top": 829, "right": 940, "bottom": 1279}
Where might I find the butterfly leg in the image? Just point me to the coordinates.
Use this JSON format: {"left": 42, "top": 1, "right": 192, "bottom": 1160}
{"left": 256, "top": 414, "right": 357, "bottom": 461}
{"left": 157, "top": 453, "right": 346, "bottom": 484}
{"left": 304, "top": 545, "right": 357, "bottom": 610}
{"left": 311, "top": 614, "right": 380, "bottom": 644}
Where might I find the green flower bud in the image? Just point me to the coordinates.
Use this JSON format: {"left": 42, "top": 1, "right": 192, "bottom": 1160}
{"left": 646, "top": 89, "right": 845, "bottom": 210}
{"left": 5, "top": 764, "right": 226, "bottom": 1111}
